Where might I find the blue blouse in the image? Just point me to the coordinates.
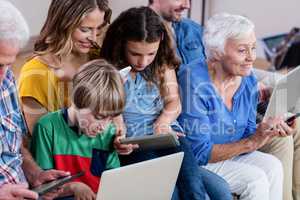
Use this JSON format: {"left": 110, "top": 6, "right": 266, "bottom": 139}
{"left": 123, "top": 73, "right": 163, "bottom": 137}
{"left": 123, "top": 73, "right": 182, "bottom": 137}
{"left": 177, "top": 59, "right": 259, "bottom": 165}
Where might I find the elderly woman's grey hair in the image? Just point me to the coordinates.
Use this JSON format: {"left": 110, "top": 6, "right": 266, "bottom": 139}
{"left": 0, "top": 0, "right": 29, "bottom": 48}
{"left": 203, "top": 13, "right": 255, "bottom": 60}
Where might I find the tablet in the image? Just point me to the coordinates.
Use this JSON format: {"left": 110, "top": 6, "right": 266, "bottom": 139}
{"left": 32, "top": 171, "right": 85, "bottom": 195}
{"left": 120, "top": 134, "right": 180, "bottom": 151}
{"left": 263, "top": 65, "right": 300, "bottom": 121}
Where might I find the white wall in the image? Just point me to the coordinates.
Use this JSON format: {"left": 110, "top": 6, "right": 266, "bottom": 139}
{"left": 206, "top": 0, "right": 300, "bottom": 38}
{"left": 190, "top": 0, "right": 203, "bottom": 25}
{"left": 9, "top": 0, "right": 300, "bottom": 39}
{"left": 10, "top": 0, "right": 51, "bottom": 36}
{"left": 109, "top": 0, "right": 147, "bottom": 20}
{"left": 10, "top": 0, "right": 148, "bottom": 37}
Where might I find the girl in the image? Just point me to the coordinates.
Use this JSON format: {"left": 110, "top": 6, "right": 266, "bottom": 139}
{"left": 100, "top": 6, "right": 232, "bottom": 200}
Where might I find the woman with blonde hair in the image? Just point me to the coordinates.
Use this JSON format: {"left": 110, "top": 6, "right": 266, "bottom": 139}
{"left": 18, "top": 0, "right": 111, "bottom": 133}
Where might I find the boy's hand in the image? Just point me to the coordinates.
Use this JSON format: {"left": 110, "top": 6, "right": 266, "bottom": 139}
{"left": 113, "top": 120, "right": 127, "bottom": 137}
{"left": 69, "top": 182, "right": 96, "bottom": 200}
{"left": 113, "top": 134, "right": 139, "bottom": 155}
{"left": 112, "top": 114, "right": 138, "bottom": 154}
{"left": 32, "top": 170, "right": 70, "bottom": 187}
{"left": 32, "top": 169, "right": 70, "bottom": 200}
{"left": 40, "top": 188, "right": 63, "bottom": 200}
{"left": 112, "top": 115, "right": 126, "bottom": 136}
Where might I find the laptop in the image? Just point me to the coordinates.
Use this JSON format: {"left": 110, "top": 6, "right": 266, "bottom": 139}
{"left": 261, "top": 33, "right": 287, "bottom": 60}
{"left": 263, "top": 65, "right": 300, "bottom": 121}
{"left": 261, "top": 29, "right": 300, "bottom": 70}
{"left": 96, "top": 152, "right": 184, "bottom": 200}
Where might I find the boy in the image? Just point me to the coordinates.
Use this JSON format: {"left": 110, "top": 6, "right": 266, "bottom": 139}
{"left": 30, "top": 59, "right": 127, "bottom": 198}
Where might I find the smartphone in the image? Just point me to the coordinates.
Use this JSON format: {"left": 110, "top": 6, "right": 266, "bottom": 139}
{"left": 286, "top": 113, "right": 300, "bottom": 126}
{"left": 119, "top": 66, "right": 132, "bottom": 79}
{"left": 32, "top": 171, "right": 85, "bottom": 195}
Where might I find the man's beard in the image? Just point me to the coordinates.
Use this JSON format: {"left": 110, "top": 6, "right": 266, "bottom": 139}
{"left": 161, "top": 12, "right": 181, "bottom": 22}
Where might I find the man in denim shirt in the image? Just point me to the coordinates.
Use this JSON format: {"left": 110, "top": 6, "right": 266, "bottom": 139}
{"left": 149, "top": 0, "right": 206, "bottom": 65}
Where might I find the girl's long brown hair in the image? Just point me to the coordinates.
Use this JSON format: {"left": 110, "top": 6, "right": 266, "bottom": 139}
{"left": 100, "top": 6, "right": 180, "bottom": 96}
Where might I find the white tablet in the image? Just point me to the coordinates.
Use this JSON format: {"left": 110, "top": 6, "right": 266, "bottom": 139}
{"left": 263, "top": 65, "right": 300, "bottom": 121}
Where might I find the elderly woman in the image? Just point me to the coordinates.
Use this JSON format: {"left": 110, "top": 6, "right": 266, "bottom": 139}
{"left": 177, "top": 13, "right": 295, "bottom": 199}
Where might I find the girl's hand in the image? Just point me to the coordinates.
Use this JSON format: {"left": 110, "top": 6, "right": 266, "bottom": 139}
{"left": 174, "top": 132, "right": 185, "bottom": 138}
{"left": 69, "top": 182, "right": 96, "bottom": 200}
{"left": 153, "top": 123, "right": 185, "bottom": 138}
{"left": 153, "top": 123, "right": 172, "bottom": 135}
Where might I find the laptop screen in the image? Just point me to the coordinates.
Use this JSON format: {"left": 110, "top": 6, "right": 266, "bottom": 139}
{"left": 262, "top": 34, "right": 287, "bottom": 53}
{"left": 97, "top": 153, "right": 184, "bottom": 200}
{"left": 261, "top": 33, "right": 287, "bottom": 62}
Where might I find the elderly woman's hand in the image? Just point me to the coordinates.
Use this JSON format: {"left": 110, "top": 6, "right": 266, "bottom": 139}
{"left": 275, "top": 119, "right": 296, "bottom": 137}
{"left": 246, "top": 121, "right": 278, "bottom": 151}
{"left": 246, "top": 116, "right": 297, "bottom": 151}
{"left": 267, "top": 116, "right": 296, "bottom": 137}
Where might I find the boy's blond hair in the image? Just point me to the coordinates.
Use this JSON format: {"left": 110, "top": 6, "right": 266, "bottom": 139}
{"left": 72, "top": 59, "right": 125, "bottom": 117}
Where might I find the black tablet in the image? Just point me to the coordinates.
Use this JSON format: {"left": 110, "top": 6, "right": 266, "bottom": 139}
{"left": 120, "top": 133, "right": 180, "bottom": 151}
{"left": 32, "top": 171, "right": 85, "bottom": 195}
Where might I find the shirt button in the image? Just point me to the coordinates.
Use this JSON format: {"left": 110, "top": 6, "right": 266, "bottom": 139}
{"left": 228, "top": 128, "right": 234, "bottom": 134}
